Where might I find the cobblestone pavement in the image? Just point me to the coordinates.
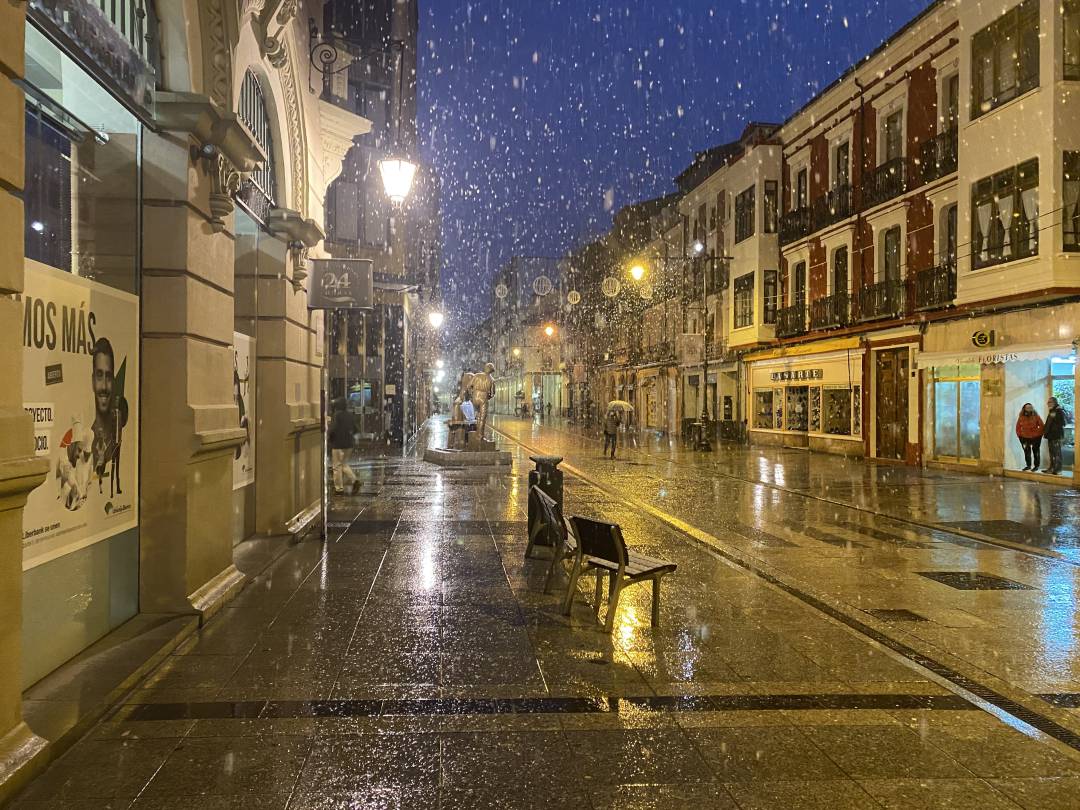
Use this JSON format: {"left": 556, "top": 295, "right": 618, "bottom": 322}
{"left": 514, "top": 416, "right": 1080, "bottom": 562}
{"left": 9, "top": 420, "right": 1080, "bottom": 809}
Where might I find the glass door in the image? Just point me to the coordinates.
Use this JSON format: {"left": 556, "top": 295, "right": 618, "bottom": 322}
{"left": 933, "top": 366, "right": 981, "bottom": 461}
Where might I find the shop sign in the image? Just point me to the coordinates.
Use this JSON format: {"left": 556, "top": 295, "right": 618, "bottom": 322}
{"left": 771, "top": 369, "right": 823, "bottom": 382}
{"left": 971, "top": 330, "right": 996, "bottom": 348}
{"left": 308, "top": 259, "right": 374, "bottom": 310}
{"left": 20, "top": 261, "right": 139, "bottom": 570}
{"left": 30, "top": 0, "right": 155, "bottom": 115}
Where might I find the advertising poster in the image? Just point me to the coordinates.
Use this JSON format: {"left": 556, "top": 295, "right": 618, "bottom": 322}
{"left": 21, "top": 261, "right": 139, "bottom": 570}
{"left": 232, "top": 332, "right": 255, "bottom": 490}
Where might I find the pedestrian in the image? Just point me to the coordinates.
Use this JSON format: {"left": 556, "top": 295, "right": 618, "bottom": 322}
{"left": 1014, "top": 402, "right": 1044, "bottom": 471}
{"left": 603, "top": 407, "right": 621, "bottom": 459}
{"left": 546, "top": 401, "right": 552, "bottom": 420}
{"left": 1043, "top": 397, "right": 1070, "bottom": 474}
{"left": 328, "top": 398, "right": 359, "bottom": 494}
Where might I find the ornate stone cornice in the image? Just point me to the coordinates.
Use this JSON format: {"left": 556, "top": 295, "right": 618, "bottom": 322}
{"left": 318, "top": 99, "right": 372, "bottom": 186}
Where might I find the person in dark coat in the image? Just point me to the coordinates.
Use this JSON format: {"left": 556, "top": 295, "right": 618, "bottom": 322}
{"left": 1014, "top": 403, "right": 1044, "bottom": 471}
{"left": 1043, "top": 397, "right": 1070, "bottom": 475}
{"left": 603, "top": 408, "right": 622, "bottom": 458}
{"left": 328, "top": 398, "right": 358, "bottom": 493}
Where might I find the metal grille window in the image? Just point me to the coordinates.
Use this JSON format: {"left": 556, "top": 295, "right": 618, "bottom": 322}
{"left": 735, "top": 184, "right": 755, "bottom": 243}
{"left": 972, "top": 0, "right": 1039, "bottom": 118}
{"left": 237, "top": 70, "right": 277, "bottom": 224}
{"left": 734, "top": 272, "right": 754, "bottom": 329}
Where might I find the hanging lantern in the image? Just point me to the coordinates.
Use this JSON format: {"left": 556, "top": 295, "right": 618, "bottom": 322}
{"left": 639, "top": 283, "right": 654, "bottom": 301}
{"left": 532, "top": 275, "right": 553, "bottom": 296}
{"left": 567, "top": 290, "right": 581, "bottom": 305}
{"left": 601, "top": 277, "right": 621, "bottom": 298}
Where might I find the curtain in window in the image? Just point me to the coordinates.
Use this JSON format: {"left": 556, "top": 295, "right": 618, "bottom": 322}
{"left": 976, "top": 200, "right": 993, "bottom": 264}
{"left": 996, "top": 190, "right": 1014, "bottom": 256}
{"left": 1020, "top": 186, "right": 1039, "bottom": 255}
{"left": 1065, "top": 156, "right": 1080, "bottom": 248}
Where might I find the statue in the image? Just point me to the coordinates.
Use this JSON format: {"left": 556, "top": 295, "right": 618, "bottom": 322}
{"left": 449, "top": 371, "right": 475, "bottom": 449}
{"left": 471, "top": 363, "right": 496, "bottom": 440}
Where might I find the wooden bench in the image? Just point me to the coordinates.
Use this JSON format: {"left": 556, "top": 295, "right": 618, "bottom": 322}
{"left": 564, "top": 515, "right": 677, "bottom": 631}
{"left": 525, "top": 486, "right": 578, "bottom": 594}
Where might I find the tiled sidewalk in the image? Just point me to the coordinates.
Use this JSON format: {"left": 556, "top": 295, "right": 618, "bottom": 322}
{"left": 9, "top": 427, "right": 1080, "bottom": 809}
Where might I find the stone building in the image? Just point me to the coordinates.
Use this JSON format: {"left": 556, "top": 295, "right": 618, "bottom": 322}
{"left": 0, "top": 0, "right": 382, "bottom": 797}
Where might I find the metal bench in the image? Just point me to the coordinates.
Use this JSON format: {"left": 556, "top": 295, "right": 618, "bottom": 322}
{"left": 525, "top": 486, "right": 578, "bottom": 594}
{"left": 564, "top": 515, "right": 677, "bottom": 631}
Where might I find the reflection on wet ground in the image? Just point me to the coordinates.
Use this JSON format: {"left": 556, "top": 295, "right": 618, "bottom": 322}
{"left": 10, "top": 418, "right": 1080, "bottom": 809}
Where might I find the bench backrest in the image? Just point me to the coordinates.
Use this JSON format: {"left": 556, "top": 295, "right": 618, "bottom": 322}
{"left": 569, "top": 515, "right": 628, "bottom": 567}
{"left": 531, "top": 486, "right": 565, "bottom": 545}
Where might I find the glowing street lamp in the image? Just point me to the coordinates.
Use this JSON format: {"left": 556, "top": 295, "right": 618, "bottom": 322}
{"left": 629, "top": 262, "right": 647, "bottom": 282}
{"left": 427, "top": 310, "right": 444, "bottom": 329}
{"left": 544, "top": 324, "right": 556, "bottom": 337}
{"left": 435, "top": 359, "right": 445, "bottom": 369}
{"left": 512, "top": 347, "right": 522, "bottom": 357}
{"left": 692, "top": 239, "right": 706, "bottom": 255}
{"left": 378, "top": 155, "right": 418, "bottom": 205}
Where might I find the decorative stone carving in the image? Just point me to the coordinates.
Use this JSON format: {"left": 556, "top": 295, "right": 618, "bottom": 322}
{"left": 208, "top": 153, "right": 244, "bottom": 233}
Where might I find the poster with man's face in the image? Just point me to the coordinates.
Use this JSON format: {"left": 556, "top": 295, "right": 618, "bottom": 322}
{"left": 20, "top": 261, "right": 139, "bottom": 570}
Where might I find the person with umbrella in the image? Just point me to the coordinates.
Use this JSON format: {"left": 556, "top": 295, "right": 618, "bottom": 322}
{"left": 604, "top": 400, "right": 631, "bottom": 458}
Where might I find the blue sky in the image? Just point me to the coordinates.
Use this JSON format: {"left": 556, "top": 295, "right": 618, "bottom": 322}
{"left": 418, "top": 0, "right": 933, "bottom": 323}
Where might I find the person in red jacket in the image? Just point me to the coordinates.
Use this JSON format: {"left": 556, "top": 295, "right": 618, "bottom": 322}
{"left": 1015, "top": 403, "right": 1045, "bottom": 471}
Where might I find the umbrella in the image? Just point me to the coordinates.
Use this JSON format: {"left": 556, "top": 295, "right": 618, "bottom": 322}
{"left": 607, "top": 400, "right": 634, "bottom": 411}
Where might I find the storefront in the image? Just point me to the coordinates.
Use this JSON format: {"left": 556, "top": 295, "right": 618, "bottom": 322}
{"left": 18, "top": 2, "right": 155, "bottom": 686}
{"left": 745, "top": 339, "right": 865, "bottom": 455}
{"left": 919, "top": 309, "right": 1078, "bottom": 480}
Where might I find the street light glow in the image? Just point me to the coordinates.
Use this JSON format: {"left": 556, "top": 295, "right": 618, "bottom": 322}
{"left": 544, "top": 324, "right": 556, "bottom": 337}
{"left": 692, "top": 240, "right": 706, "bottom": 255}
{"left": 512, "top": 347, "right": 521, "bottom": 357}
{"left": 378, "top": 156, "right": 418, "bottom": 204}
{"left": 435, "top": 359, "right": 445, "bottom": 369}
{"left": 629, "top": 263, "right": 647, "bottom": 281}
{"left": 428, "top": 310, "right": 445, "bottom": 329}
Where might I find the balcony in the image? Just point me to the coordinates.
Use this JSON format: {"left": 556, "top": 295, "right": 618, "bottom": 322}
{"left": 809, "top": 292, "right": 851, "bottom": 330}
{"left": 811, "top": 184, "right": 854, "bottom": 231}
{"left": 779, "top": 206, "right": 812, "bottom": 245}
{"left": 857, "top": 279, "right": 906, "bottom": 322}
{"left": 913, "top": 262, "right": 957, "bottom": 310}
{"left": 862, "top": 157, "right": 909, "bottom": 209}
{"left": 776, "top": 303, "right": 808, "bottom": 338}
{"left": 919, "top": 128, "right": 958, "bottom": 184}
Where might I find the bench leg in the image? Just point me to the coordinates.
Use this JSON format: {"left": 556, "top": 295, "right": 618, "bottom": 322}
{"left": 525, "top": 522, "right": 543, "bottom": 560}
{"left": 593, "top": 572, "right": 605, "bottom": 618}
{"left": 651, "top": 577, "right": 662, "bottom": 627}
{"left": 604, "top": 577, "right": 624, "bottom": 633}
{"left": 562, "top": 556, "right": 583, "bottom": 616}
{"left": 543, "top": 547, "right": 562, "bottom": 594}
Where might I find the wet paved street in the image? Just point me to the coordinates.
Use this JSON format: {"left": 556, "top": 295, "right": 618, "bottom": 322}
{"left": 10, "top": 419, "right": 1080, "bottom": 809}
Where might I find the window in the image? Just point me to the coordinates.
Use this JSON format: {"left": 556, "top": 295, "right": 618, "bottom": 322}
{"left": 697, "top": 203, "right": 707, "bottom": 238}
{"left": 787, "top": 387, "right": 809, "bottom": 432}
{"left": 835, "top": 141, "right": 850, "bottom": 187}
{"left": 942, "top": 204, "right": 959, "bottom": 265}
{"left": 793, "top": 261, "right": 807, "bottom": 308}
{"left": 238, "top": 70, "right": 278, "bottom": 223}
{"left": 764, "top": 181, "right": 778, "bottom": 233}
{"left": 823, "top": 388, "right": 853, "bottom": 435}
{"left": 1067, "top": 0, "right": 1080, "bottom": 80}
{"left": 716, "top": 191, "right": 726, "bottom": 225}
{"left": 796, "top": 168, "right": 808, "bottom": 209}
{"left": 735, "top": 185, "right": 756, "bottom": 243}
{"left": 972, "top": 158, "right": 1039, "bottom": 269}
{"left": 942, "top": 74, "right": 960, "bottom": 130}
{"left": 734, "top": 272, "right": 754, "bottom": 328}
{"left": 753, "top": 390, "right": 775, "bottom": 429}
{"left": 832, "top": 246, "right": 849, "bottom": 295}
{"left": 972, "top": 0, "right": 1039, "bottom": 118}
{"left": 1066, "top": 152, "right": 1080, "bottom": 251}
{"left": 763, "top": 269, "right": 778, "bottom": 324}
{"left": 882, "top": 109, "right": 903, "bottom": 164}
{"left": 882, "top": 226, "right": 902, "bottom": 281}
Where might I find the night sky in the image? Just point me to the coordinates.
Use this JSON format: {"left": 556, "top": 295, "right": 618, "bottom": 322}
{"left": 418, "top": 0, "right": 933, "bottom": 327}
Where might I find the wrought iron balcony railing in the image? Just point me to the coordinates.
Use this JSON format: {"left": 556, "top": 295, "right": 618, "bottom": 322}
{"left": 919, "top": 128, "right": 958, "bottom": 184}
{"left": 779, "top": 206, "right": 812, "bottom": 245}
{"left": 775, "top": 303, "right": 808, "bottom": 338}
{"left": 809, "top": 292, "right": 852, "bottom": 330}
{"left": 857, "top": 278, "right": 907, "bottom": 322}
{"left": 862, "top": 157, "right": 909, "bottom": 209}
{"left": 913, "top": 262, "right": 958, "bottom": 310}
{"left": 812, "top": 184, "right": 854, "bottom": 231}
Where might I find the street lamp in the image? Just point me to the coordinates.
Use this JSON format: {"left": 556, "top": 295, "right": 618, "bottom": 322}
{"left": 629, "top": 262, "right": 647, "bottom": 282}
{"left": 378, "top": 156, "right": 418, "bottom": 205}
{"left": 435, "top": 359, "right": 444, "bottom": 369}
{"left": 692, "top": 239, "right": 706, "bottom": 256}
{"left": 544, "top": 324, "right": 556, "bottom": 337}
{"left": 428, "top": 310, "right": 444, "bottom": 329}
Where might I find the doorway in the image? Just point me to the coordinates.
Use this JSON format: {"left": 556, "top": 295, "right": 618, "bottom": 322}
{"left": 875, "top": 348, "right": 909, "bottom": 460}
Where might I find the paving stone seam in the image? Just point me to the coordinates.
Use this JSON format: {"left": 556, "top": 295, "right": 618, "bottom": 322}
{"left": 506, "top": 421, "right": 1076, "bottom": 564}
{"left": 493, "top": 427, "right": 1080, "bottom": 756}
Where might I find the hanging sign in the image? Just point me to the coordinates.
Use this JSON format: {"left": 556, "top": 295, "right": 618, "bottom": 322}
{"left": 20, "top": 261, "right": 140, "bottom": 570}
{"left": 308, "top": 259, "right": 374, "bottom": 309}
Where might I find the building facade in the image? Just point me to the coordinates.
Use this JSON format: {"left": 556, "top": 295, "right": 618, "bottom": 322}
{"left": 1, "top": 0, "right": 376, "bottom": 797}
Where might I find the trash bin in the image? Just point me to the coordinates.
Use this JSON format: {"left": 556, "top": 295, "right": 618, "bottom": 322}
{"left": 527, "top": 455, "right": 564, "bottom": 540}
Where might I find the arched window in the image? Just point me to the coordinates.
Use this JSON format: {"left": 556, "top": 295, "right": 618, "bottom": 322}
{"left": 237, "top": 70, "right": 278, "bottom": 224}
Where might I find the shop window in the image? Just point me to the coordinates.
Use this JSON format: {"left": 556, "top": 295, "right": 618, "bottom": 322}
{"left": 882, "top": 226, "right": 902, "bottom": 281}
{"left": 933, "top": 365, "right": 981, "bottom": 460}
{"left": 735, "top": 184, "right": 756, "bottom": 243}
{"left": 753, "top": 389, "right": 774, "bottom": 429}
{"left": 1066, "top": 152, "right": 1080, "bottom": 252}
{"left": 763, "top": 270, "right": 778, "bottom": 325}
{"left": 1065, "top": 0, "right": 1080, "bottom": 80}
{"left": 972, "top": 158, "right": 1038, "bottom": 269}
{"left": 823, "top": 388, "right": 852, "bottom": 435}
{"left": 774, "top": 387, "right": 784, "bottom": 428}
{"left": 809, "top": 386, "right": 822, "bottom": 432}
{"left": 786, "top": 386, "right": 809, "bottom": 432}
{"left": 971, "top": 0, "right": 1039, "bottom": 118}
{"left": 764, "top": 181, "right": 778, "bottom": 234}
{"left": 734, "top": 272, "right": 754, "bottom": 329}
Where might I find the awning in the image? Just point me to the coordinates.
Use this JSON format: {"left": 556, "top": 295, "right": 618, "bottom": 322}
{"left": 915, "top": 341, "right": 1075, "bottom": 369}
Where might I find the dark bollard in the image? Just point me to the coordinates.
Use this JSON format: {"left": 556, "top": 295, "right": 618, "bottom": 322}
{"left": 527, "top": 455, "right": 564, "bottom": 543}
